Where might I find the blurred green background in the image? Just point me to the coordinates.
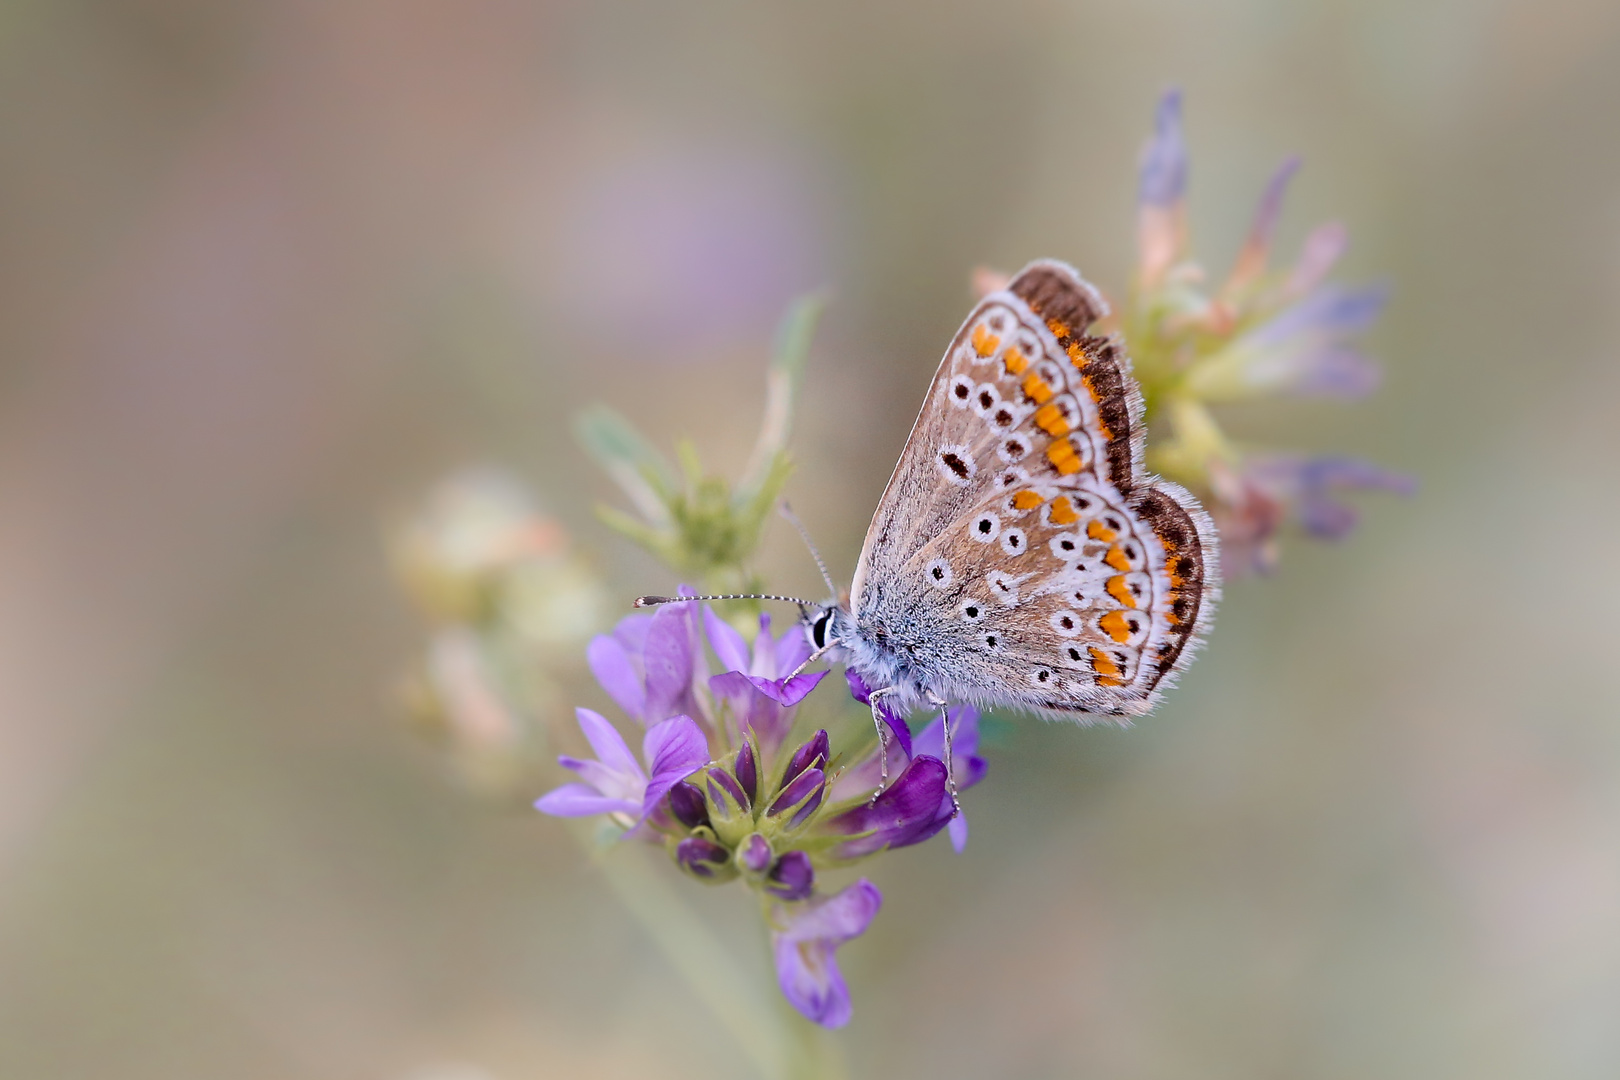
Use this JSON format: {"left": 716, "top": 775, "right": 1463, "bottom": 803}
{"left": 2, "top": 1, "right": 1619, "bottom": 1077}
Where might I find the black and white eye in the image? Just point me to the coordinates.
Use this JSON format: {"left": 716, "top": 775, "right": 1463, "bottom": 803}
{"left": 999, "top": 528, "right": 1027, "bottom": 556}
{"left": 1063, "top": 644, "right": 1085, "bottom": 665}
{"left": 1048, "top": 533, "right": 1080, "bottom": 557}
{"left": 1030, "top": 667, "right": 1054, "bottom": 687}
{"left": 948, "top": 374, "right": 975, "bottom": 408}
{"left": 936, "top": 443, "right": 975, "bottom": 486}
{"left": 960, "top": 599, "right": 986, "bottom": 623}
{"left": 989, "top": 404, "right": 1019, "bottom": 429}
{"left": 986, "top": 570, "right": 1023, "bottom": 606}
{"left": 997, "top": 436, "right": 1031, "bottom": 464}
{"left": 924, "top": 557, "right": 954, "bottom": 590}
{"left": 1049, "top": 609, "right": 1082, "bottom": 637}
{"left": 983, "top": 632, "right": 1001, "bottom": 650}
{"left": 970, "top": 512, "right": 1000, "bottom": 542}
{"left": 973, "top": 383, "right": 1001, "bottom": 417}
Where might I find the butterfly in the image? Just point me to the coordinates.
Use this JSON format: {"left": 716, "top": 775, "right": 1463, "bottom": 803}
{"left": 642, "top": 261, "right": 1218, "bottom": 782}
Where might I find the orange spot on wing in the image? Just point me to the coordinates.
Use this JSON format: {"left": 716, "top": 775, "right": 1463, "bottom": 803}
{"left": 1086, "top": 520, "right": 1117, "bottom": 543}
{"left": 1066, "top": 341, "right": 1089, "bottom": 368}
{"left": 1046, "top": 318, "right": 1071, "bottom": 339}
{"left": 1047, "top": 496, "right": 1078, "bottom": 525}
{"left": 1105, "top": 545, "right": 1132, "bottom": 573}
{"left": 972, "top": 324, "right": 1000, "bottom": 357}
{"left": 1088, "top": 646, "right": 1125, "bottom": 686}
{"left": 1106, "top": 575, "right": 1137, "bottom": 608}
{"left": 1003, "top": 347, "right": 1028, "bottom": 376}
{"left": 1046, "top": 439, "right": 1081, "bottom": 475}
{"left": 1022, "top": 373, "right": 1053, "bottom": 404}
{"left": 1099, "top": 610, "right": 1132, "bottom": 643}
{"left": 1011, "top": 489, "right": 1044, "bottom": 510}
{"left": 1033, "top": 402, "right": 1070, "bottom": 437}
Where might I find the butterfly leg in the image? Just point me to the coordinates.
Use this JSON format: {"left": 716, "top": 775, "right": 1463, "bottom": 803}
{"left": 867, "top": 687, "right": 897, "bottom": 803}
{"left": 926, "top": 691, "right": 961, "bottom": 818}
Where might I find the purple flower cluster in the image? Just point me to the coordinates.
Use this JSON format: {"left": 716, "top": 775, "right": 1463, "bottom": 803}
{"left": 536, "top": 589, "right": 986, "bottom": 1027}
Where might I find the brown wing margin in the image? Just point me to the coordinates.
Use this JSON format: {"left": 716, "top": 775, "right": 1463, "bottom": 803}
{"left": 1132, "top": 485, "right": 1217, "bottom": 690}
{"left": 1007, "top": 260, "right": 1142, "bottom": 495}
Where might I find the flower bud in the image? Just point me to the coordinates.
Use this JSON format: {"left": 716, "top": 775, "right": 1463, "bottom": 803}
{"left": 675, "top": 835, "right": 735, "bottom": 882}
{"left": 738, "top": 832, "right": 773, "bottom": 875}
{"left": 767, "top": 767, "right": 825, "bottom": 826}
{"left": 781, "top": 730, "right": 829, "bottom": 788}
{"left": 667, "top": 779, "right": 710, "bottom": 830}
{"left": 765, "top": 851, "right": 814, "bottom": 901}
{"left": 734, "top": 741, "right": 758, "bottom": 806}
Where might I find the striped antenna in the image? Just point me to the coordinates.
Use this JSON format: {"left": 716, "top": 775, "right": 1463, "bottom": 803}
{"left": 633, "top": 593, "right": 815, "bottom": 608}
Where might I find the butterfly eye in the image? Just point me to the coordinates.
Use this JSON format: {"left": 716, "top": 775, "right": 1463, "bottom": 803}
{"left": 969, "top": 513, "right": 1000, "bottom": 542}
{"left": 1030, "top": 668, "right": 1053, "bottom": 686}
{"left": 1048, "top": 533, "right": 1079, "bottom": 557}
{"left": 924, "top": 558, "right": 954, "bottom": 590}
{"left": 999, "top": 528, "right": 1026, "bottom": 556}
{"left": 983, "top": 634, "right": 999, "bottom": 649}
{"left": 960, "top": 599, "right": 986, "bottom": 622}
{"left": 948, "top": 375, "right": 974, "bottom": 407}
{"left": 1066, "top": 646, "right": 1084, "bottom": 663}
{"left": 973, "top": 384, "right": 1000, "bottom": 414}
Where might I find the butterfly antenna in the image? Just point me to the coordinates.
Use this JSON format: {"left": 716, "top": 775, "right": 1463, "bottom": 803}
{"left": 633, "top": 593, "right": 815, "bottom": 608}
{"left": 779, "top": 501, "right": 838, "bottom": 598}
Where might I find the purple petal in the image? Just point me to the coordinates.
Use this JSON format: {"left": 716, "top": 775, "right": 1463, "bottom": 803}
{"left": 1226, "top": 156, "right": 1300, "bottom": 292}
{"left": 912, "top": 708, "right": 988, "bottom": 797}
{"left": 641, "top": 714, "right": 712, "bottom": 816}
{"left": 771, "top": 879, "right": 882, "bottom": 1028}
{"left": 750, "top": 612, "right": 778, "bottom": 678}
{"left": 746, "top": 670, "right": 829, "bottom": 707}
{"left": 573, "top": 708, "right": 642, "bottom": 780}
{"left": 766, "top": 851, "right": 815, "bottom": 901}
{"left": 773, "top": 616, "right": 813, "bottom": 678}
{"left": 787, "top": 784, "right": 826, "bottom": 829}
{"left": 642, "top": 604, "right": 695, "bottom": 724}
{"left": 947, "top": 812, "right": 969, "bottom": 854}
{"left": 709, "top": 670, "right": 794, "bottom": 757}
{"left": 586, "top": 634, "right": 645, "bottom": 722}
{"left": 1250, "top": 283, "right": 1389, "bottom": 348}
{"left": 702, "top": 606, "right": 752, "bottom": 675}
{"left": 769, "top": 768, "right": 825, "bottom": 817}
{"left": 824, "top": 756, "right": 951, "bottom": 859}
{"left": 1294, "top": 347, "right": 1382, "bottom": 398}
{"left": 1287, "top": 221, "right": 1348, "bottom": 299}
{"left": 1296, "top": 457, "right": 1417, "bottom": 539}
{"left": 534, "top": 784, "right": 638, "bottom": 818}
{"left": 1138, "top": 88, "right": 1187, "bottom": 208}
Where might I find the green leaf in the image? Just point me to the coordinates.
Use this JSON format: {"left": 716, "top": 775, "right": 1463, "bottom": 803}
{"left": 576, "top": 404, "right": 679, "bottom": 525}
{"left": 739, "top": 291, "right": 826, "bottom": 500}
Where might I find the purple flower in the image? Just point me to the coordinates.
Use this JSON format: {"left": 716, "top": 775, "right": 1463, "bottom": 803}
{"left": 821, "top": 755, "right": 953, "bottom": 860}
{"left": 770, "top": 879, "right": 882, "bottom": 1028}
{"left": 534, "top": 708, "right": 710, "bottom": 827}
{"left": 843, "top": 671, "right": 912, "bottom": 755}
{"left": 707, "top": 609, "right": 825, "bottom": 756}
{"left": 675, "top": 835, "right": 732, "bottom": 879}
{"left": 912, "top": 706, "right": 988, "bottom": 853}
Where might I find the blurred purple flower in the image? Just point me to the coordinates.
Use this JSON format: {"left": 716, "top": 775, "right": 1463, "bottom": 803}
{"left": 534, "top": 708, "right": 710, "bottom": 827}
{"left": 771, "top": 879, "right": 882, "bottom": 1028}
{"left": 1214, "top": 454, "right": 1416, "bottom": 575}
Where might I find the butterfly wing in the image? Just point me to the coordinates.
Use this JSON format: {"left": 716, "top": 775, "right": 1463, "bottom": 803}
{"left": 850, "top": 260, "right": 1218, "bottom": 717}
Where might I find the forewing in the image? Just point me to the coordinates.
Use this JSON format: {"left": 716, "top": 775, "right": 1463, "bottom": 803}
{"left": 853, "top": 259, "right": 1218, "bottom": 716}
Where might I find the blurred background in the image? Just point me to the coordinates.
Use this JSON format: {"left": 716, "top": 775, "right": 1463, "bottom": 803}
{"left": 2, "top": 1, "right": 1619, "bottom": 1077}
